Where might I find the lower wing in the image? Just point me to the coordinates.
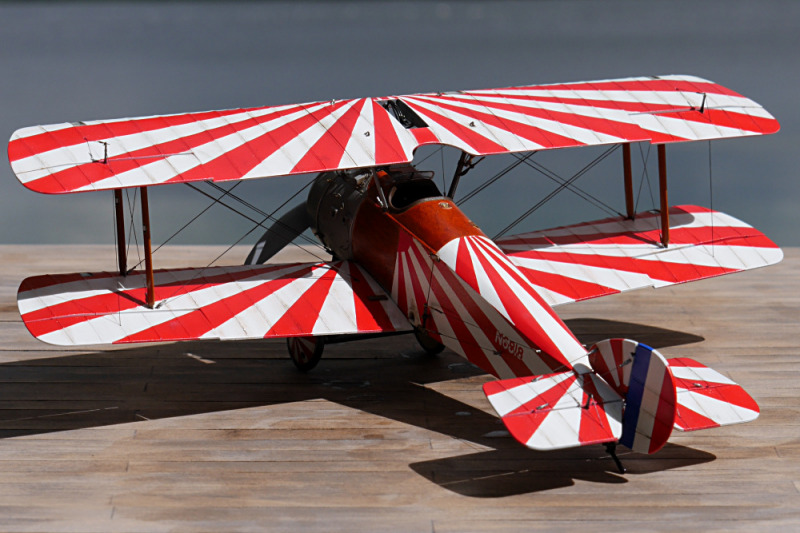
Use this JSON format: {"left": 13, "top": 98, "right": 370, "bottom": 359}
{"left": 18, "top": 260, "right": 411, "bottom": 346}
{"left": 495, "top": 205, "right": 782, "bottom": 307}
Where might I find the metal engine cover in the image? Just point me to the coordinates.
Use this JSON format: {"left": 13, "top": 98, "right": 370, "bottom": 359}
{"left": 306, "top": 170, "right": 370, "bottom": 260}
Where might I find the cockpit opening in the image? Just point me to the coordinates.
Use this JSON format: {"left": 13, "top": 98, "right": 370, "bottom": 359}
{"left": 389, "top": 178, "right": 442, "bottom": 210}
{"left": 379, "top": 166, "right": 443, "bottom": 211}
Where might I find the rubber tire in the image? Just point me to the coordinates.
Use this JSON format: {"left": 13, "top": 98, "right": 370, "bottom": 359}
{"left": 287, "top": 336, "right": 325, "bottom": 372}
{"left": 413, "top": 327, "right": 445, "bottom": 355}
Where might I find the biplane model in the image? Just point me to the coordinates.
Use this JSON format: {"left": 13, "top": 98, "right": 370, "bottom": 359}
{"left": 8, "top": 75, "right": 781, "bottom": 472}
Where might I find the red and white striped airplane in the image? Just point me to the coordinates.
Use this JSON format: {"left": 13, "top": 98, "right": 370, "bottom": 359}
{"left": 8, "top": 75, "right": 780, "bottom": 470}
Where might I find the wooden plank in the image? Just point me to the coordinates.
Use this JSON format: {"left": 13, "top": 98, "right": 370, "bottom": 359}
{"left": 0, "top": 244, "right": 797, "bottom": 531}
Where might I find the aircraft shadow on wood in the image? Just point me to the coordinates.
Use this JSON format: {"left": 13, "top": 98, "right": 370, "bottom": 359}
{"left": 0, "top": 318, "right": 712, "bottom": 495}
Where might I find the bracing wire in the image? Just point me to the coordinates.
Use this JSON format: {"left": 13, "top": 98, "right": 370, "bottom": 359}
{"left": 155, "top": 176, "right": 325, "bottom": 305}
{"left": 415, "top": 145, "right": 443, "bottom": 167}
{"left": 202, "top": 181, "right": 325, "bottom": 251}
{"left": 193, "top": 177, "right": 326, "bottom": 267}
{"left": 125, "top": 189, "right": 141, "bottom": 268}
{"left": 493, "top": 144, "right": 620, "bottom": 239}
{"left": 126, "top": 178, "right": 326, "bottom": 273}
{"left": 456, "top": 152, "right": 536, "bottom": 206}
{"left": 635, "top": 143, "right": 656, "bottom": 214}
{"left": 513, "top": 153, "right": 622, "bottom": 218}
{"left": 143, "top": 182, "right": 243, "bottom": 264}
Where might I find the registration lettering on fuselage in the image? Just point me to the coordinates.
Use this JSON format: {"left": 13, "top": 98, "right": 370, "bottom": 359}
{"left": 495, "top": 331, "right": 525, "bottom": 360}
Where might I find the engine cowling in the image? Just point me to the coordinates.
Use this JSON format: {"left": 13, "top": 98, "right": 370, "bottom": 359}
{"left": 305, "top": 169, "right": 370, "bottom": 260}
{"left": 306, "top": 166, "right": 443, "bottom": 260}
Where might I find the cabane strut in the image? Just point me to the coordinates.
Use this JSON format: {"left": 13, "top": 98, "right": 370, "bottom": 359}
{"left": 623, "top": 143, "right": 634, "bottom": 220}
{"left": 140, "top": 187, "right": 155, "bottom": 308}
{"left": 658, "top": 144, "right": 669, "bottom": 247}
{"left": 113, "top": 190, "right": 127, "bottom": 276}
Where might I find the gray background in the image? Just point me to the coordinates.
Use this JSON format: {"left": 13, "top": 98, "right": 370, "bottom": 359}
{"left": 1, "top": 0, "right": 797, "bottom": 248}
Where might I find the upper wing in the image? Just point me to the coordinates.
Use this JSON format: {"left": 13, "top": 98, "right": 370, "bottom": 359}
{"left": 18, "top": 260, "right": 411, "bottom": 346}
{"left": 496, "top": 205, "right": 782, "bottom": 307}
{"left": 9, "top": 75, "right": 778, "bottom": 194}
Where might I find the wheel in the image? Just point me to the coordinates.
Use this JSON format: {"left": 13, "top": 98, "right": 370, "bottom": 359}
{"left": 413, "top": 327, "right": 445, "bottom": 355}
{"left": 287, "top": 336, "right": 324, "bottom": 372}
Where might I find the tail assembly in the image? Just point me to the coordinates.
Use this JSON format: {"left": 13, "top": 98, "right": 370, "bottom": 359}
{"left": 483, "top": 339, "right": 758, "bottom": 464}
{"left": 482, "top": 369, "right": 624, "bottom": 451}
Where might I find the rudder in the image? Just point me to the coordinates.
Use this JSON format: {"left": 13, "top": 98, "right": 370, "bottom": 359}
{"left": 589, "top": 339, "right": 677, "bottom": 454}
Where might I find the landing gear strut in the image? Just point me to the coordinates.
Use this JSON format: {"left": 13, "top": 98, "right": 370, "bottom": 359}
{"left": 605, "top": 442, "right": 626, "bottom": 474}
{"left": 287, "top": 336, "right": 325, "bottom": 372}
{"left": 413, "top": 327, "right": 445, "bottom": 355}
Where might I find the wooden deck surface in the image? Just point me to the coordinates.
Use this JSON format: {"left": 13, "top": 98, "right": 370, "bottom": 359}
{"left": 0, "top": 245, "right": 797, "bottom": 532}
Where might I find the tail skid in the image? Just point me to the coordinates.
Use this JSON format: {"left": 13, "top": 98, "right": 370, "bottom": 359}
{"left": 483, "top": 339, "right": 759, "bottom": 465}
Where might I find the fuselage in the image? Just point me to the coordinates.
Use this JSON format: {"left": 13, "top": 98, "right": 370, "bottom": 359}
{"left": 307, "top": 167, "right": 587, "bottom": 379}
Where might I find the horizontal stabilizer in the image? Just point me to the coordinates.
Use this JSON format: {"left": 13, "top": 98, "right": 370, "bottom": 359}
{"left": 482, "top": 369, "right": 623, "bottom": 451}
{"left": 18, "top": 261, "right": 411, "bottom": 346}
{"left": 667, "top": 358, "right": 759, "bottom": 431}
{"left": 498, "top": 205, "right": 782, "bottom": 307}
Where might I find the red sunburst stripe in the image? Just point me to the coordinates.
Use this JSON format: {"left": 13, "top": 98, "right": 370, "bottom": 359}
{"left": 610, "top": 340, "right": 628, "bottom": 391}
{"left": 291, "top": 100, "right": 366, "bottom": 173}
{"left": 171, "top": 100, "right": 354, "bottom": 184}
{"left": 263, "top": 266, "right": 338, "bottom": 337}
{"left": 491, "top": 95, "right": 777, "bottom": 136}
{"left": 20, "top": 270, "right": 121, "bottom": 293}
{"left": 494, "top": 79, "right": 742, "bottom": 97}
{"left": 482, "top": 375, "right": 532, "bottom": 396}
{"left": 426, "top": 262, "right": 497, "bottom": 374}
{"left": 589, "top": 340, "right": 628, "bottom": 392}
{"left": 438, "top": 263, "right": 523, "bottom": 376}
{"left": 676, "top": 382, "right": 759, "bottom": 411}
{"left": 24, "top": 104, "right": 312, "bottom": 194}
{"left": 114, "top": 264, "right": 318, "bottom": 343}
{"left": 578, "top": 375, "right": 617, "bottom": 444}
{"left": 393, "top": 253, "right": 408, "bottom": 316}
{"left": 514, "top": 266, "right": 618, "bottom": 302}
{"left": 506, "top": 374, "right": 576, "bottom": 421}
{"left": 440, "top": 258, "right": 532, "bottom": 376}
{"left": 418, "top": 95, "right": 592, "bottom": 149}
{"left": 403, "top": 240, "right": 433, "bottom": 320}
{"left": 513, "top": 249, "right": 735, "bottom": 284}
{"left": 674, "top": 404, "right": 719, "bottom": 431}
{"left": 454, "top": 238, "right": 479, "bottom": 290}
{"left": 472, "top": 237, "right": 580, "bottom": 348}
{"left": 403, "top": 98, "right": 509, "bottom": 154}
{"left": 440, "top": 243, "right": 547, "bottom": 377}
{"left": 22, "top": 264, "right": 294, "bottom": 338}
{"left": 410, "top": 127, "right": 439, "bottom": 146}
{"left": 25, "top": 291, "right": 142, "bottom": 339}
{"left": 350, "top": 265, "right": 397, "bottom": 332}
{"left": 500, "top": 224, "right": 774, "bottom": 249}
{"left": 489, "top": 92, "right": 691, "bottom": 113}
{"left": 476, "top": 97, "right": 683, "bottom": 144}
{"left": 371, "top": 100, "right": 407, "bottom": 165}
{"left": 465, "top": 238, "right": 572, "bottom": 372}
{"left": 668, "top": 357, "right": 705, "bottom": 368}
{"left": 7, "top": 108, "right": 252, "bottom": 163}
{"left": 649, "top": 372, "right": 678, "bottom": 453}
{"left": 434, "top": 92, "right": 648, "bottom": 143}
